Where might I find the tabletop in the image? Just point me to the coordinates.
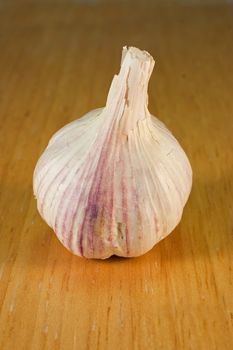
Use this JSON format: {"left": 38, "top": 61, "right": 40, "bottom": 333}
{"left": 0, "top": 1, "right": 232, "bottom": 349}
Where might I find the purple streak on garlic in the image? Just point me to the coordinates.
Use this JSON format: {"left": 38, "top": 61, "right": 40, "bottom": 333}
{"left": 33, "top": 46, "right": 192, "bottom": 259}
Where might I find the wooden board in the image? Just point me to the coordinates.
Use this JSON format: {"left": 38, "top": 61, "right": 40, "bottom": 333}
{"left": 0, "top": 2, "right": 232, "bottom": 349}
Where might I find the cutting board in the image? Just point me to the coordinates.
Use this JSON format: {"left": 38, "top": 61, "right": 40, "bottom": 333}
{"left": 0, "top": 1, "right": 232, "bottom": 349}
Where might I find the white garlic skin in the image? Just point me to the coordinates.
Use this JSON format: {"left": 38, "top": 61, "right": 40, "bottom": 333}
{"left": 33, "top": 47, "right": 192, "bottom": 259}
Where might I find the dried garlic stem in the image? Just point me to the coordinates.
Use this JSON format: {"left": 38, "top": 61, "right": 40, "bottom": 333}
{"left": 106, "top": 46, "right": 155, "bottom": 133}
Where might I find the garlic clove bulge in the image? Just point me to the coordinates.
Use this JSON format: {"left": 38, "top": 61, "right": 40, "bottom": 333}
{"left": 33, "top": 46, "right": 192, "bottom": 259}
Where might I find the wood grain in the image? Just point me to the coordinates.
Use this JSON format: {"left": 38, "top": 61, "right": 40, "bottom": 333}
{"left": 0, "top": 2, "right": 232, "bottom": 349}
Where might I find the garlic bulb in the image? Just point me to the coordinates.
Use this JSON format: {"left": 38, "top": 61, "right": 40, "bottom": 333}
{"left": 33, "top": 46, "right": 192, "bottom": 259}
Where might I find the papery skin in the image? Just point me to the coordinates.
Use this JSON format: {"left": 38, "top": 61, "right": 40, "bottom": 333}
{"left": 33, "top": 47, "right": 192, "bottom": 259}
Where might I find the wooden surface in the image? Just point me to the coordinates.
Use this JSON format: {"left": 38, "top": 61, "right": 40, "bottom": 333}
{"left": 0, "top": 1, "right": 233, "bottom": 349}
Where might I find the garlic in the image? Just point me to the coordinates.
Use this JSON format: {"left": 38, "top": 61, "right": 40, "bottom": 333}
{"left": 33, "top": 46, "right": 192, "bottom": 259}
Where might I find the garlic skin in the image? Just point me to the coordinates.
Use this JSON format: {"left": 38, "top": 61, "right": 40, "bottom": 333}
{"left": 33, "top": 47, "right": 192, "bottom": 259}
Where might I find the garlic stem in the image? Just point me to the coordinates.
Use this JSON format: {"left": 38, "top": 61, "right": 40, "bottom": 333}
{"left": 106, "top": 46, "right": 155, "bottom": 133}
